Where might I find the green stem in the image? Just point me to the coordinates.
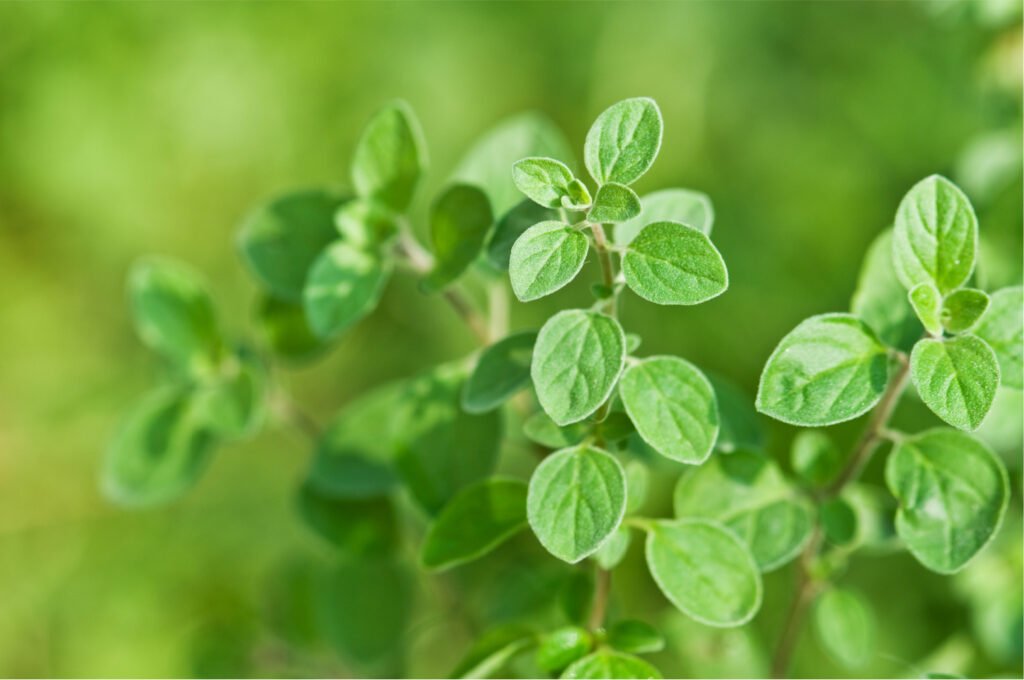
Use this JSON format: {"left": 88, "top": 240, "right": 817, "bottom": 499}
{"left": 587, "top": 567, "right": 612, "bottom": 632}
{"left": 590, "top": 222, "right": 617, "bottom": 316}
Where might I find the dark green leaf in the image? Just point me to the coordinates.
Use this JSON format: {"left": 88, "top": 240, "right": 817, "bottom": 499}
{"left": 351, "top": 101, "right": 426, "bottom": 212}
{"left": 255, "top": 296, "right": 327, "bottom": 363}
{"left": 486, "top": 200, "right": 558, "bottom": 271}
{"left": 297, "top": 484, "right": 396, "bottom": 556}
{"left": 423, "top": 183, "right": 494, "bottom": 290}
{"left": 462, "top": 331, "right": 537, "bottom": 413}
{"left": 820, "top": 497, "right": 857, "bottom": 546}
{"left": 559, "top": 571, "right": 594, "bottom": 625}
{"left": 622, "top": 221, "right": 728, "bottom": 306}
{"left": 706, "top": 373, "right": 765, "bottom": 453}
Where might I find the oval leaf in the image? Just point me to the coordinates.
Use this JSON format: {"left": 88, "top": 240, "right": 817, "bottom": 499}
{"left": 509, "top": 221, "right": 589, "bottom": 302}
{"left": 486, "top": 200, "right": 558, "bottom": 271}
{"left": 351, "top": 101, "right": 426, "bottom": 212}
{"left": 536, "top": 627, "right": 592, "bottom": 673}
{"left": 974, "top": 286, "right": 1023, "bottom": 389}
{"left": 910, "top": 334, "right": 999, "bottom": 431}
{"left": 615, "top": 188, "right": 714, "bottom": 246}
{"left": 194, "top": 348, "right": 268, "bottom": 440}
{"left": 256, "top": 296, "right": 327, "bottom": 363}
{"left": 561, "top": 650, "right": 662, "bottom": 680}
{"left": 813, "top": 588, "right": 876, "bottom": 670}
{"left": 303, "top": 241, "right": 391, "bottom": 339}
{"left": 850, "top": 229, "right": 923, "bottom": 352}
{"left": 527, "top": 445, "right": 627, "bottom": 563}
{"left": 622, "top": 221, "right": 728, "bottom": 305}
{"left": 908, "top": 282, "right": 943, "bottom": 335}
{"left": 588, "top": 183, "right": 642, "bottom": 223}
{"left": 462, "top": 330, "right": 537, "bottom": 413}
{"left": 606, "top": 620, "right": 665, "bottom": 654}
{"left": 941, "top": 288, "right": 989, "bottom": 334}
{"left": 424, "top": 183, "right": 494, "bottom": 290}
{"left": 513, "top": 157, "right": 589, "bottom": 209}
{"left": 584, "top": 98, "right": 663, "bottom": 186}
{"left": 790, "top": 430, "right": 843, "bottom": 486}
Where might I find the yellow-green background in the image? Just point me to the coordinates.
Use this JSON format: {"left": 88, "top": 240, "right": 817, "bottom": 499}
{"left": 0, "top": 1, "right": 1020, "bottom": 678}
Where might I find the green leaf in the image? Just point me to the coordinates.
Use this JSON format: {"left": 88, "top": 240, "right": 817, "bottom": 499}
{"left": 910, "top": 335, "right": 999, "bottom": 431}
{"left": 255, "top": 296, "right": 327, "bottom": 363}
{"left": 303, "top": 241, "right": 391, "bottom": 339}
{"left": 790, "top": 430, "right": 843, "bottom": 486}
{"left": 532, "top": 310, "right": 626, "bottom": 426}
{"left": 392, "top": 363, "right": 503, "bottom": 514}
{"left": 974, "top": 286, "right": 1023, "bottom": 389}
{"left": 909, "top": 282, "right": 943, "bottom": 335}
{"left": 486, "top": 200, "right": 558, "bottom": 271}
{"left": 813, "top": 588, "right": 876, "bottom": 670}
{"left": 559, "top": 571, "right": 595, "bottom": 625}
{"left": 351, "top": 101, "right": 426, "bottom": 212}
{"left": 645, "top": 519, "right": 762, "bottom": 626}
{"left": 820, "top": 497, "right": 857, "bottom": 546}
{"left": 584, "top": 98, "right": 663, "bottom": 186}
{"left": 523, "top": 411, "right": 588, "bottom": 449}
{"left": 452, "top": 112, "right": 573, "bottom": 219}
{"left": 509, "top": 221, "right": 589, "bottom": 302}
{"left": 297, "top": 484, "right": 396, "bottom": 556}
{"left": 625, "top": 459, "right": 649, "bottom": 513}
{"left": 421, "top": 478, "right": 528, "bottom": 571}
{"left": 706, "top": 373, "right": 765, "bottom": 453}
{"left": 596, "top": 410, "right": 637, "bottom": 445}
{"left": 885, "top": 428, "right": 1009, "bottom": 573}
{"left": 606, "top": 620, "right": 665, "bottom": 654}
{"left": 850, "top": 229, "right": 923, "bottom": 352}
{"left": 194, "top": 349, "right": 267, "bottom": 440}
{"left": 462, "top": 331, "right": 537, "bottom": 413}
{"left": 619, "top": 356, "right": 718, "bottom": 464}
{"left": 615, "top": 188, "right": 714, "bottom": 246}
{"left": 621, "top": 221, "right": 728, "bottom": 306}
{"left": 625, "top": 333, "right": 642, "bottom": 354}
{"left": 512, "top": 157, "right": 591, "bottom": 210}
{"left": 594, "top": 527, "right": 632, "bottom": 570}
{"left": 128, "top": 257, "right": 224, "bottom": 376}
{"left": 673, "top": 450, "right": 813, "bottom": 571}
{"left": 941, "top": 288, "right": 990, "bottom": 334}
{"left": 103, "top": 387, "right": 215, "bottom": 507}
{"left": 527, "top": 445, "right": 627, "bottom": 563}
{"left": 536, "top": 627, "right": 592, "bottom": 673}
{"left": 423, "top": 183, "right": 494, "bottom": 290}
{"left": 451, "top": 624, "right": 537, "bottom": 679}
{"left": 756, "top": 314, "right": 890, "bottom": 426}
{"left": 237, "top": 189, "right": 347, "bottom": 301}
{"left": 892, "top": 175, "right": 977, "bottom": 295}
{"left": 561, "top": 650, "right": 662, "bottom": 680}
{"left": 334, "top": 198, "right": 399, "bottom": 248}
{"left": 588, "top": 183, "right": 641, "bottom": 223}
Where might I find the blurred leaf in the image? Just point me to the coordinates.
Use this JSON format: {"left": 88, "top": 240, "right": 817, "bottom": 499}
{"left": 509, "top": 221, "right": 589, "bottom": 302}
{"left": 813, "top": 587, "right": 876, "bottom": 670}
{"left": 596, "top": 410, "right": 636, "bottom": 445}
{"left": 706, "top": 373, "right": 764, "bottom": 454}
{"left": 621, "top": 222, "right": 728, "bottom": 305}
{"left": 421, "top": 478, "right": 528, "bottom": 571}
{"left": 351, "top": 100, "right": 427, "bottom": 212}
{"left": 851, "top": 229, "right": 923, "bottom": 352}
{"left": 462, "top": 331, "right": 537, "bottom": 413}
{"left": 624, "top": 460, "right": 649, "bottom": 513}
{"left": 820, "top": 497, "right": 857, "bottom": 546}
{"left": 423, "top": 183, "right": 494, "bottom": 290}
{"left": 909, "top": 282, "right": 943, "bottom": 335}
{"left": 256, "top": 295, "right": 327, "bottom": 362}
{"left": 536, "top": 627, "right": 591, "bottom": 673}
{"left": 594, "top": 527, "right": 632, "bottom": 570}
{"left": 451, "top": 624, "right": 536, "bottom": 679}
{"left": 941, "top": 288, "right": 989, "bottom": 334}
{"left": 264, "top": 557, "right": 323, "bottom": 648}
{"left": 303, "top": 240, "right": 391, "bottom": 339}
{"left": 584, "top": 98, "right": 663, "bottom": 186}
{"left": 910, "top": 335, "right": 999, "bottom": 431}
{"left": 513, "top": 157, "right": 589, "bottom": 210}
{"left": 588, "top": 183, "right": 641, "bottom": 223}
{"left": 614, "top": 188, "right": 714, "bottom": 246}
{"left": 236, "top": 189, "right": 345, "bottom": 301}
{"left": 561, "top": 650, "right": 662, "bottom": 679}
{"left": 523, "top": 411, "right": 588, "bottom": 449}
{"left": 974, "top": 286, "right": 1023, "bottom": 389}
{"left": 790, "top": 429, "right": 843, "bottom": 486}
{"left": 297, "top": 483, "right": 396, "bottom": 556}
{"left": 527, "top": 445, "right": 626, "bottom": 563}
{"left": 335, "top": 198, "right": 400, "bottom": 248}
{"left": 485, "top": 199, "right": 558, "bottom": 271}
{"left": 606, "top": 620, "right": 665, "bottom": 654}
{"left": 194, "top": 348, "right": 267, "bottom": 440}
{"left": 558, "top": 571, "right": 594, "bottom": 625}
{"left": 619, "top": 356, "right": 718, "bottom": 464}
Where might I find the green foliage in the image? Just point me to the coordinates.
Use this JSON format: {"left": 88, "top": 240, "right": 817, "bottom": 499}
{"left": 526, "top": 445, "right": 627, "bottom": 563}
{"left": 974, "top": 286, "right": 1023, "bottom": 389}
{"left": 509, "top": 221, "right": 589, "bottom": 301}
{"left": 297, "top": 485, "right": 396, "bottom": 555}
{"left": 588, "top": 183, "right": 642, "bottom": 223}
{"left": 621, "top": 221, "right": 728, "bottom": 306}
{"left": 941, "top": 288, "right": 989, "bottom": 333}
{"left": 606, "top": 620, "right": 665, "bottom": 654}
{"left": 614, "top": 189, "right": 714, "bottom": 246}
{"left": 820, "top": 497, "right": 857, "bottom": 546}
{"left": 561, "top": 650, "right": 662, "bottom": 680}
{"left": 513, "top": 157, "right": 591, "bottom": 210}
{"left": 706, "top": 374, "right": 765, "bottom": 453}
{"left": 813, "top": 588, "right": 876, "bottom": 670}
{"left": 850, "top": 229, "right": 923, "bottom": 352}
{"left": 351, "top": 101, "right": 427, "bottom": 212}
{"left": 584, "top": 98, "right": 663, "bottom": 186}
{"left": 487, "top": 200, "right": 558, "bottom": 271}
{"left": 535, "top": 627, "right": 591, "bottom": 673}
{"left": 256, "top": 296, "right": 326, "bottom": 362}
{"left": 303, "top": 240, "right": 391, "bottom": 339}
{"left": 462, "top": 331, "right": 537, "bottom": 413}
{"left": 449, "top": 624, "right": 536, "bottom": 679}
{"left": 423, "top": 183, "right": 494, "bottom": 290}
{"left": 910, "top": 335, "right": 999, "bottom": 431}
{"left": 909, "top": 282, "right": 943, "bottom": 335}
{"left": 790, "top": 430, "right": 842, "bottom": 486}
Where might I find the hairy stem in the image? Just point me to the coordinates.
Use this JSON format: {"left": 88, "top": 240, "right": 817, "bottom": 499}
{"left": 587, "top": 567, "right": 612, "bottom": 631}
{"left": 590, "top": 222, "right": 617, "bottom": 316}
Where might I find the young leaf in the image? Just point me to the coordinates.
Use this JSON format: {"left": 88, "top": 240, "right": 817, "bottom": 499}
{"left": 756, "top": 314, "right": 890, "bottom": 426}
{"left": 615, "top": 188, "right": 714, "bottom": 246}
{"left": 820, "top": 497, "right": 857, "bottom": 546}
{"left": 462, "top": 330, "right": 537, "bottom": 413}
{"left": 910, "top": 335, "right": 999, "bottom": 431}
{"left": 103, "top": 387, "right": 215, "bottom": 507}
{"left": 974, "top": 286, "right": 1023, "bottom": 389}
{"left": 509, "top": 221, "right": 590, "bottom": 302}
{"left": 813, "top": 588, "right": 876, "bottom": 670}
{"left": 885, "top": 428, "right": 1009, "bottom": 573}
{"left": 297, "top": 484, "right": 396, "bottom": 556}
{"left": 486, "top": 200, "right": 558, "bottom": 271}
{"left": 588, "top": 183, "right": 642, "bottom": 223}
{"left": 674, "top": 450, "right": 813, "bottom": 571}
{"left": 561, "top": 650, "right": 662, "bottom": 680}
{"left": 424, "top": 183, "right": 494, "bottom": 290}
{"left": 194, "top": 349, "right": 267, "bottom": 440}
{"left": 128, "top": 257, "right": 224, "bottom": 376}
{"left": 237, "top": 189, "right": 347, "bottom": 301}
{"left": 908, "top": 282, "right": 943, "bottom": 335}
{"left": 621, "top": 221, "right": 728, "bottom": 306}
{"left": 850, "top": 229, "right": 923, "bottom": 352}
{"left": 892, "top": 175, "right": 977, "bottom": 294}
{"left": 512, "top": 157, "right": 590, "bottom": 209}
{"left": 527, "top": 445, "right": 627, "bottom": 563}
{"left": 618, "top": 356, "right": 719, "bottom": 464}
{"left": 421, "top": 478, "right": 528, "bottom": 571}
{"left": 532, "top": 310, "right": 626, "bottom": 425}
{"left": 584, "top": 98, "right": 663, "bottom": 186}
{"left": 334, "top": 198, "right": 398, "bottom": 248}
{"left": 790, "top": 430, "right": 843, "bottom": 486}
{"left": 256, "top": 296, "right": 327, "bottom": 363}
{"left": 536, "top": 627, "right": 592, "bottom": 673}
{"left": 450, "top": 624, "right": 537, "bottom": 680}
{"left": 706, "top": 373, "right": 765, "bottom": 453}
{"left": 594, "top": 527, "right": 632, "bottom": 570}
{"left": 303, "top": 241, "right": 391, "bottom": 339}
{"left": 941, "top": 288, "right": 990, "bottom": 334}
{"left": 606, "top": 620, "right": 665, "bottom": 654}
{"left": 392, "top": 364, "right": 503, "bottom": 514}
{"left": 645, "top": 519, "right": 762, "bottom": 626}
{"left": 523, "top": 411, "right": 588, "bottom": 449}
{"left": 351, "top": 101, "right": 426, "bottom": 212}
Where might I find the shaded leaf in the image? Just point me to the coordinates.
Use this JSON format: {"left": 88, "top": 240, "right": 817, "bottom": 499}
{"left": 462, "top": 330, "right": 537, "bottom": 413}
{"left": 424, "top": 183, "right": 494, "bottom": 290}
{"left": 850, "top": 229, "right": 923, "bottom": 352}
{"left": 303, "top": 240, "right": 391, "bottom": 339}
{"left": 351, "top": 101, "right": 426, "bottom": 212}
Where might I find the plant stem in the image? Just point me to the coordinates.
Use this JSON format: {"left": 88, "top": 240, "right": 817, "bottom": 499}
{"left": 587, "top": 567, "right": 611, "bottom": 631}
{"left": 770, "top": 353, "right": 911, "bottom": 678}
{"left": 589, "top": 222, "right": 617, "bottom": 316}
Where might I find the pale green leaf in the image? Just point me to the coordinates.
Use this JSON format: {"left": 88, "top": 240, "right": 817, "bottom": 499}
{"left": 194, "top": 348, "right": 267, "bottom": 440}
{"left": 532, "top": 310, "right": 626, "bottom": 426}
{"left": 513, "top": 157, "right": 590, "bottom": 209}
{"left": 351, "top": 101, "right": 426, "bottom": 212}
{"left": 673, "top": 450, "right": 813, "bottom": 571}
{"left": 756, "top": 313, "right": 890, "bottom": 426}
{"left": 334, "top": 198, "right": 399, "bottom": 248}
{"left": 619, "top": 356, "right": 718, "bottom": 464}
{"left": 509, "top": 221, "right": 589, "bottom": 301}
{"left": 910, "top": 335, "right": 999, "bottom": 431}
{"left": 421, "top": 478, "right": 528, "bottom": 571}
{"left": 813, "top": 588, "right": 876, "bottom": 670}
{"left": 974, "top": 286, "right": 1023, "bottom": 389}
{"left": 909, "top": 282, "right": 943, "bottom": 335}
{"left": 297, "top": 484, "right": 396, "bottom": 556}
{"left": 790, "top": 430, "right": 842, "bottom": 486}
{"left": 941, "top": 288, "right": 990, "bottom": 334}
{"left": 607, "top": 620, "right": 665, "bottom": 654}
{"left": 625, "top": 459, "right": 649, "bottom": 513}
{"left": 536, "top": 627, "right": 591, "bottom": 673}
{"left": 615, "top": 188, "right": 714, "bottom": 246}
{"left": 892, "top": 175, "right": 977, "bottom": 295}
{"left": 622, "top": 221, "right": 728, "bottom": 306}
{"left": 850, "top": 229, "right": 923, "bottom": 352}
{"left": 462, "top": 331, "right": 537, "bottom": 413}
{"left": 523, "top": 411, "right": 588, "bottom": 449}
{"left": 424, "top": 183, "right": 493, "bottom": 290}
{"left": 584, "top": 98, "right": 663, "bottom": 186}
{"left": 706, "top": 373, "right": 765, "bottom": 453}
{"left": 886, "top": 428, "right": 1009, "bottom": 573}
{"left": 561, "top": 650, "right": 662, "bottom": 680}
{"left": 588, "top": 183, "right": 641, "bottom": 223}
{"left": 486, "top": 200, "right": 558, "bottom": 271}
{"left": 645, "top": 519, "right": 762, "bottom": 626}
{"left": 594, "top": 527, "right": 632, "bottom": 570}
{"left": 303, "top": 241, "right": 390, "bottom": 339}
{"left": 527, "top": 445, "right": 626, "bottom": 563}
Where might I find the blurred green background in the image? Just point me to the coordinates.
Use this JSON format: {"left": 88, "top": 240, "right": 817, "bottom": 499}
{"left": 0, "top": 1, "right": 1021, "bottom": 678}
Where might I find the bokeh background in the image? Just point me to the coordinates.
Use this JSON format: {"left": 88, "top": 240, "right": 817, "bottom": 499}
{"left": 0, "top": 1, "right": 1021, "bottom": 678}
